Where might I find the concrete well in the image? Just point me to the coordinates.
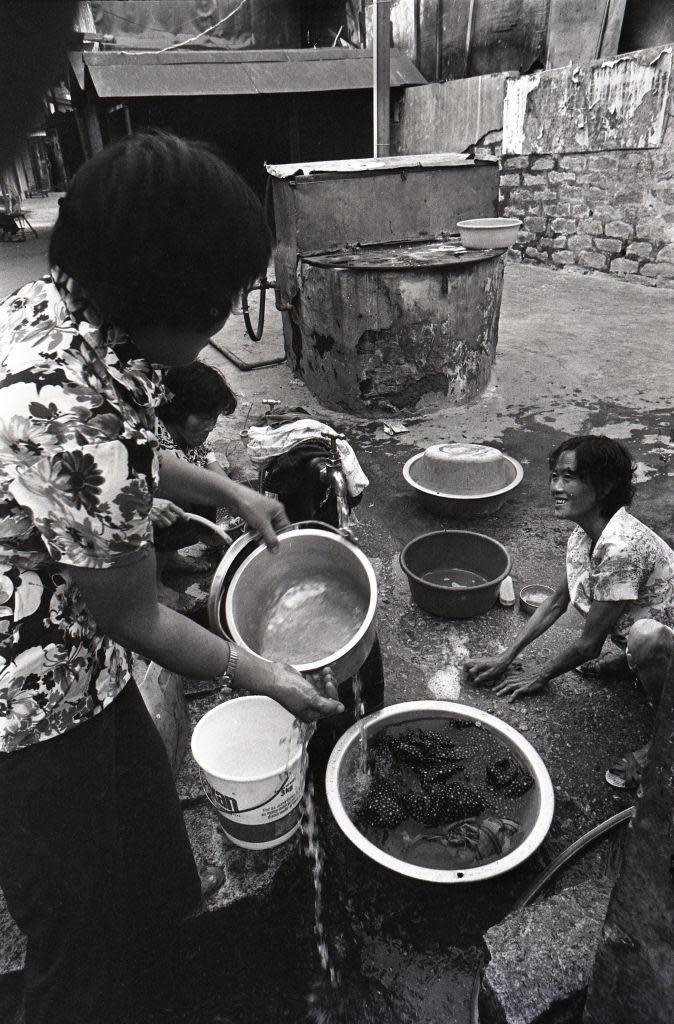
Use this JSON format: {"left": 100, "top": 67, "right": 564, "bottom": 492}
{"left": 288, "top": 245, "right": 505, "bottom": 414}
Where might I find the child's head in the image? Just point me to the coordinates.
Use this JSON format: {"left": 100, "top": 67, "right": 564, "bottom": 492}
{"left": 159, "top": 362, "right": 237, "bottom": 448}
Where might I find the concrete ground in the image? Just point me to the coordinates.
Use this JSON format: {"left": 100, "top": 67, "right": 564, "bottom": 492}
{"left": 204, "top": 248, "right": 672, "bottom": 860}
{"left": 1, "top": 202, "right": 672, "bottom": 1022}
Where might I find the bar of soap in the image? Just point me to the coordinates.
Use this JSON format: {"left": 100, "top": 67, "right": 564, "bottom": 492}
{"left": 499, "top": 576, "right": 515, "bottom": 607}
{"left": 414, "top": 443, "right": 508, "bottom": 494}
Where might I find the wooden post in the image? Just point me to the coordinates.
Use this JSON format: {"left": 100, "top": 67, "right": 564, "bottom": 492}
{"left": 82, "top": 96, "right": 104, "bottom": 156}
{"left": 288, "top": 95, "right": 301, "bottom": 162}
{"left": 122, "top": 102, "right": 133, "bottom": 136}
{"left": 373, "top": 0, "right": 390, "bottom": 157}
{"left": 583, "top": 629, "right": 674, "bottom": 1024}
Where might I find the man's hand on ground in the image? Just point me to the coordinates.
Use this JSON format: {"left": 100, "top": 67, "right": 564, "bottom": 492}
{"left": 492, "top": 668, "right": 549, "bottom": 703}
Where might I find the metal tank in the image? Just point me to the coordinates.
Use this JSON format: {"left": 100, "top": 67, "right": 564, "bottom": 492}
{"left": 266, "top": 154, "right": 504, "bottom": 415}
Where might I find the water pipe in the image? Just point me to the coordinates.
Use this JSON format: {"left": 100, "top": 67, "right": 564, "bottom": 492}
{"left": 208, "top": 335, "right": 285, "bottom": 371}
{"left": 242, "top": 275, "right": 269, "bottom": 341}
{"left": 513, "top": 805, "right": 635, "bottom": 911}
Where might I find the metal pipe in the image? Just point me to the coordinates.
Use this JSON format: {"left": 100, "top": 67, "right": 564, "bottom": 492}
{"left": 208, "top": 337, "right": 285, "bottom": 371}
{"left": 435, "top": 0, "right": 444, "bottom": 81}
{"left": 464, "top": 0, "right": 476, "bottom": 78}
{"left": 373, "top": 0, "right": 390, "bottom": 157}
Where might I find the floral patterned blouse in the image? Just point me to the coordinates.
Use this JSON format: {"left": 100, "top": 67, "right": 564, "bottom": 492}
{"left": 566, "top": 506, "right": 674, "bottom": 647}
{"left": 0, "top": 271, "right": 163, "bottom": 753}
{"left": 154, "top": 417, "right": 213, "bottom": 468}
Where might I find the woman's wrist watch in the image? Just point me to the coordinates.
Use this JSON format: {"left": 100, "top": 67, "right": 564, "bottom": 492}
{"left": 215, "top": 643, "right": 238, "bottom": 687}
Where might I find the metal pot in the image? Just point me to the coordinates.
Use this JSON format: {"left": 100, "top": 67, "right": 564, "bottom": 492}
{"left": 208, "top": 522, "right": 377, "bottom": 684}
{"left": 325, "top": 701, "right": 555, "bottom": 884}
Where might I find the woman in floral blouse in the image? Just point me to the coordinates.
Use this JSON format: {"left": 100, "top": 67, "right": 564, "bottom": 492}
{"left": 0, "top": 132, "right": 343, "bottom": 1024}
{"left": 465, "top": 435, "right": 674, "bottom": 788}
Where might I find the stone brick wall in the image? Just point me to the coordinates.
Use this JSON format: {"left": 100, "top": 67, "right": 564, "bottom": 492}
{"left": 499, "top": 100, "right": 674, "bottom": 287}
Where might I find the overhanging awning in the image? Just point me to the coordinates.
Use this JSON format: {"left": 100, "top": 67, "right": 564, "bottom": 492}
{"left": 79, "top": 48, "right": 426, "bottom": 99}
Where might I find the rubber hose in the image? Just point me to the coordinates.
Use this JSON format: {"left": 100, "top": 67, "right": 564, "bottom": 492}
{"left": 514, "top": 805, "right": 635, "bottom": 911}
{"left": 469, "top": 806, "right": 634, "bottom": 1023}
{"left": 242, "top": 276, "right": 267, "bottom": 341}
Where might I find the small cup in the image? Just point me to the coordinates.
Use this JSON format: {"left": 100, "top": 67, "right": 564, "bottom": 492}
{"left": 519, "top": 584, "right": 554, "bottom": 615}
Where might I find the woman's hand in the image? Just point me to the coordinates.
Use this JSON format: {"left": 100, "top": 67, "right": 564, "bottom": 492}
{"left": 492, "top": 669, "right": 549, "bottom": 703}
{"left": 464, "top": 654, "right": 512, "bottom": 687}
{"left": 234, "top": 489, "right": 290, "bottom": 551}
{"left": 270, "top": 665, "right": 345, "bottom": 723}
{"left": 151, "top": 498, "right": 186, "bottom": 528}
{"left": 236, "top": 648, "right": 344, "bottom": 722}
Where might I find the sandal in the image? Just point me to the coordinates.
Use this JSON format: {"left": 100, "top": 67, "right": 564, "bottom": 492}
{"left": 605, "top": 746, "right": 649, "bottom": 790}
{"left": 575, "top": 652, "right": 632, "bottom": 681}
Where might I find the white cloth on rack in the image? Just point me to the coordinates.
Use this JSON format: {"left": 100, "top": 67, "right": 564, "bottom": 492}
{"left": 245, "top": 418, "right": 369, "bottom": 497}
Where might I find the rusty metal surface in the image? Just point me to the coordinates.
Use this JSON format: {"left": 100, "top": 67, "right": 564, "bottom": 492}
{"left": 301, "top": 239, "right": 503, "bottom": 270}
{"left": 270, "top": 161, "right": 500, "bottom": 317}
{"left": 286, "top": 253, "right": 505, "bottom": 415}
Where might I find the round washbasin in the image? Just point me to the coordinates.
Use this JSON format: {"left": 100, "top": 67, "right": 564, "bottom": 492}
{"left": 400, "top": 530, "right": 511, "bottom": 619}
{"left": 403, "top": 445, "right": 523, "bottom": 517}
{"left": 456, "top": 217, "right": 522, "bottom": 249}
{"left": 325, "top": 701, "right": 554, "bottom": 884}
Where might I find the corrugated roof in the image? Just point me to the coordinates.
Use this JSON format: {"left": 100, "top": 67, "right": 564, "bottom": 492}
{"left": 82, "top": 48, "right": 426, "bottom": 98}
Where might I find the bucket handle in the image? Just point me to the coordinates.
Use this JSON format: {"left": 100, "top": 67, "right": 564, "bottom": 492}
{"left": 182, "top": 512, "right": 234, "bottom": 547}
{"left": 199, "top": 768, "right": 294, "bottom": 815}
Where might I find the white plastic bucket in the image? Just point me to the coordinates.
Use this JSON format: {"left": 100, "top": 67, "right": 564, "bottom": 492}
{"left": 191, "top": 696, "right": 306, "bottom": 850}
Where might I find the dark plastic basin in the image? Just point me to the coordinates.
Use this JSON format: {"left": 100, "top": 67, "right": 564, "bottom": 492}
{"left": 400, "top": 530, "right": 511, "bottom": 619}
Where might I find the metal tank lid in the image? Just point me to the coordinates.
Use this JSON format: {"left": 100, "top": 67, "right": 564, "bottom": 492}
{"left": 266, "top": 153, "right": 496, "bottom": 180}
{"left": 300, "top": 238, "right": 504, "bottom": 271}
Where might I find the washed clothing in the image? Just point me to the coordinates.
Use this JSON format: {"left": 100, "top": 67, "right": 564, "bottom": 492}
{"left": 566, "top": 506, "right": 674, "bottom": 646}
{"left": 0, "top": 271, "right": 163, "bottom": 752}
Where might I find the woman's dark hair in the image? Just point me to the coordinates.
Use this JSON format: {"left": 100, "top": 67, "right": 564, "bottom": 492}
{"left": 159, "top": 362, "right": 236, "bottom": 422}
{"left": 49, "top": 131, "right": 271, "bottom": 332}
{"left": 548, "top": 435, "right": 635, "bottom": 516}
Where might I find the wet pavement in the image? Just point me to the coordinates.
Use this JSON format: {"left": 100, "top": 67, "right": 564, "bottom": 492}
{"left": 1, "top": 208, "right": 672, "bottom": 1022}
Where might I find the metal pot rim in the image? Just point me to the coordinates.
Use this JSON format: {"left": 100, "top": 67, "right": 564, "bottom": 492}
{"left": 224, "top": 527, "right": 378, "bottom": 673}
{"left": 325, "top": 700, "right": 555, "bottom": 884}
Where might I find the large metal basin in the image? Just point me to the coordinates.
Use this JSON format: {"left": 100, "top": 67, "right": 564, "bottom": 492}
{"left": 325, "top": 701, "right": 554, "bottom": 884}
{"left": 218, "top": 524, "right": 377, "bottom": 683}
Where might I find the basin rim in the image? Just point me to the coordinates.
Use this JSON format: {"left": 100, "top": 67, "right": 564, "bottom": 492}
{"left": 403, "top": 450, "right": 523, "bottom": 500}
{"left": 325, "top": 700, "right": 555, "bottom": 884}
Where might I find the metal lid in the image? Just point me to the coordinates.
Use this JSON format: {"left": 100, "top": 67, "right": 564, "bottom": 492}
{"left": 300, "top": 238, "right": 504, "bottom": 271}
